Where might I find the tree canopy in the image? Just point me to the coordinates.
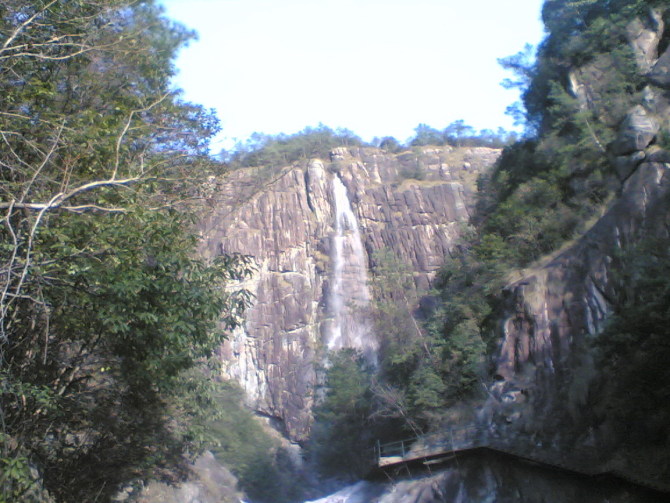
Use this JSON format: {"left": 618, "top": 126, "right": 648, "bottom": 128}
{"left": 0, "top": 1, "right": 252, "bottom": 501}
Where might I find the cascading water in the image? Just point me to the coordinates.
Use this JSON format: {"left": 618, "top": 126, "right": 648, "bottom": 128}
{"left": 326, "top": 175, "right": 377, "bottom": 358}
{"left": 303, "top": 481, "right": 381, "bottom": 503}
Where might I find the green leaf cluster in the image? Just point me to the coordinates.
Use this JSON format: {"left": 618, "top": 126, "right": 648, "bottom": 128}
{"left": 309, "top": 349, "right": 376, "bottom": 479}
{"left": 409, "top": 122, "right": 517, "bottom": 149}
{"left": 223, "top": 125, "right": 363, "bottom": 169}
{"left": 368, "top": 249, "right": 488, "bottom": 431}
{"left": 0, "top": 1, "right": 253, "bottom": 500}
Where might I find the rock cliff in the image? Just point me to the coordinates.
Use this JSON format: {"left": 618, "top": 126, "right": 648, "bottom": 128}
{"left": 198, "top": 146, "right": 500, "bottom": 440}
{"left": 487, "top": 6, "right": 670, "bottom": 460}
{"left": 307, "top": 452, "right": 661, "bottom": 503}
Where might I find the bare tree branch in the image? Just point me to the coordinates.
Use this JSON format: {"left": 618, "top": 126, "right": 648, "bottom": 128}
{"left": 0, "top": 0, "right": 59, "bottom": 54}
{"left": 0, "top": 176, "right": 142, "bottom": 212}
{"left": 0, "top": 201, "right": 19, "bottom": 341}
{"left": 113, "top": 93, "right": 170, "bottom": 179}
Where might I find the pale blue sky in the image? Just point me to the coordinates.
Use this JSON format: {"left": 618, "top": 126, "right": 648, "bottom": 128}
{"left": 159, "top": 0, "right": 546, "bottom": 151}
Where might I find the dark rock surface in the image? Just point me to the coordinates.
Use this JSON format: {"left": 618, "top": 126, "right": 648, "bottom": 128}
{"left": 308, "top": 451, "right": 661, "bottom": 502}
{"left": 495, "top": 160, "right": 670, "bottom": 386}
{"left": 649, "top": 44, "right": 670, "bottom": 88}
{"left": 483, "top": 9, "right": 670, "bottom": 476}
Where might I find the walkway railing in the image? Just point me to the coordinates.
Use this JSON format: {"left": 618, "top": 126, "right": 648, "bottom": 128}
{"left": 375, "top": 426, "right": 480, "bottom": 466}
{"left": 374, "top": 426, "right": 670, "bottom": 494}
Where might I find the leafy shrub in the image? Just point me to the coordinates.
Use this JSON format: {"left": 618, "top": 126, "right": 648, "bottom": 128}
{"left": 206, "top": 381, "right": 307, "bottom": 503}
{"left": 309, "top": 349, "right": 376, "bottom": 478}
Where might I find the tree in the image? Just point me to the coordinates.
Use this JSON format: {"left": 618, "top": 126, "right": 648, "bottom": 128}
{"left": 0, "top": 1, "right": 253, "bottom": 500}
{"left": 378, "top": 136, "right": 402, "bottom": 153}
{"left": 227, "top": 124, "right": 364, "bottom": 169}
{"left": 370, "top": 249, "right": 423, "bottom": 384}
{"left": 310, "top": 349, "right": 375, "bottom": 478}
{"left": 443, "top": 120, "right": 475, "bottom": 147}
{"left": 409, "top": 123, "right": 444, "bottom": 147}
{"left": 498, "top": 44, "right": 536, "bottom": 92}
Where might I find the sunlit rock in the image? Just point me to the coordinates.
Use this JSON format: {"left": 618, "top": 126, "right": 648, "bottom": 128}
{"left": 198, "top": 147, "right": 499, "bottom": 440}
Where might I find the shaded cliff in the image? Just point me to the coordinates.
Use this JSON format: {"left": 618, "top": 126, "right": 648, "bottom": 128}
{"left": 307, "top": 451, "right": 663, "bottom": 503}
{"left": 198, "top": 146, "right": 500, "bottom": 440}
{"left": 480, "top": 4, "right": 670, "bottom": 482}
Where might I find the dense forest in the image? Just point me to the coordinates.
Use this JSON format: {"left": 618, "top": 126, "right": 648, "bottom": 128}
{"left": 2, "top": 0, "right": 670, "bottom": 502}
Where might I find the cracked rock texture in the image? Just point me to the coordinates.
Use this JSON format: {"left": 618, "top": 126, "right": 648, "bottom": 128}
{"left": 198, "top": 146, "right": 500, "bottom": 440}
{"left": 488, "top": 8, "right": 670, "bottom": 445}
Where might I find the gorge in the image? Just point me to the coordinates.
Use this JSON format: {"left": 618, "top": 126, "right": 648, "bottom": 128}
{"left": 3, "top": 1, "right": 670, "bottom": 502}
{"left": 186, "top": 3, "right": 670, "bottom": 501}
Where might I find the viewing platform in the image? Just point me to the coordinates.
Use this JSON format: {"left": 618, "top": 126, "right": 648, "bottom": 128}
{"left": 373, "top": 426, "right": 670, "bottom": 497}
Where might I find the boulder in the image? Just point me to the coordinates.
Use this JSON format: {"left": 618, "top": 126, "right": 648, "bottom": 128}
{"left": 649, "top": 45, "right": 670, "bottom": 88}
{"left": 610, "top": 105, "right": 660, "bottom": 155}
{"left": 626, "top": 9, "right": 664, "bottom": 73}
{"left": 613, "top": 150, "right": 646, "bottom": 181}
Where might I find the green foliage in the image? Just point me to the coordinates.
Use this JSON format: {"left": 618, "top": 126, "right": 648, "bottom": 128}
{"left": 0, "top": 447, "right": 37, "bottom": 503}
{"left": 0, "top": 1, "right": 253, "bottom": 500}
{"left": 486, "top": 0, "right": 651, "bottom": 270}
{"left": 399, "top": 162, "right": 427, "bottom": 181}
{"left": 369, "top": 249, "right": 488, "bottom": 429}
{"left": 377, "top": 136, "right": 403, "bottom": 153}
{"left": 223, "top": 125, "right": 363, "bottom": 169}
{"left": 204, "top": 380, "right": 306, "bottom": 503}
{"left": 499, "top": 43, "right": 536, "bottom": 94}
{"left": 513, "top": 0, "right": 652, "bottom": 135}
{"left": 410, "top": 124, "right": 445, "bottom": 147}
{"left": 409, "top": 122, "right": 516, "bottom": 148}
{"left": 370, "top": 249, "right": 422, "bottom": 386}
{"left": 310, "top": 349, "right": 375, "bottom": 478}
{"left": 408, "top": 364, "right": 446, "bottom": 411}
{"left": 480, "top": 176, "right": 582, "bottom": 266}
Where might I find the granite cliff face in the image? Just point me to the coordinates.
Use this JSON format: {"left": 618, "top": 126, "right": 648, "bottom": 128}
{"left": 490, "top": 159, "right": 670, "bottom": 428}
{"left": 487, "top": 7, "right": 670, "bottom": 449}
{"left": 198, "top": 147, "right": 500, "bottom": 440}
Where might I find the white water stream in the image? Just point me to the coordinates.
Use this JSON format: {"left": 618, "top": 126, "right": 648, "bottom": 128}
{"left": 303, "top": 481, "right": 379, "bottom": 503}
{"left": 327, "top": 176, "right": 377, "bottom": 358}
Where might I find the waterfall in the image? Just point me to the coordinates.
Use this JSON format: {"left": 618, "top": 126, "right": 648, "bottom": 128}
{"left": 327, "top": 175, "right": 377, "bottom": 358}
{"left": 303, "top": 481, "right": 380, "bottom": 503}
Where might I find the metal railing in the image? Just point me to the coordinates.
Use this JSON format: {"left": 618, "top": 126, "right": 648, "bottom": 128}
{"left": 375, "top": 426, "right": 480, "bottom": 466}
{"left": 373, "top": 426, "right": 670, "bottom": 494}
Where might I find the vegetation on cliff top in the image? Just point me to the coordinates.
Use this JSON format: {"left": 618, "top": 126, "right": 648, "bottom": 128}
{"left": 221, "top": 122, "right": 515, "bottom": 171}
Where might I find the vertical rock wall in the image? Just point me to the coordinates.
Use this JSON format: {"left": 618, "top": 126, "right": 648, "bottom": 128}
{"left": 198, "top": 146, "right": 500, "bottom": 440}
{"left": 494, "top": 161, "right": 670, "bottom": 390}
{"left": 488, "top": 8, "right": 670, "bottom": 441}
